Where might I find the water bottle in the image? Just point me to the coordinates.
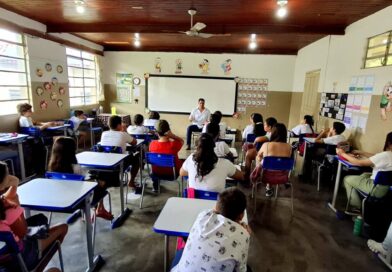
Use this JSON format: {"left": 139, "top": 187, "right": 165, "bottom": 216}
{"left": 111, "top": 106, "right": 116, "bottom": 115}
{"left": 353, "top": 216, "right": 363, "bottom": 236}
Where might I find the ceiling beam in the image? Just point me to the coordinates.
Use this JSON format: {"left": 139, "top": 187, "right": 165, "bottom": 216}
{"left": 103, "top": 45, "right": 299, "bottom": 55}
{"left": 47, "top": 23, "right": 345, "bottom": 35}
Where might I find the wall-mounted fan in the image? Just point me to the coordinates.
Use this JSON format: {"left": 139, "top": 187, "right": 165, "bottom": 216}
{"left": 179, "top": 8, "right": 231, "bottom": 38}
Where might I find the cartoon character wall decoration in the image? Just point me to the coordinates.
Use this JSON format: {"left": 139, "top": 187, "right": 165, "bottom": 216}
{"left": 50, "top": 91, "right": 57, "bottom": 101}
{"left": 155, "top": 57, "right": 162, "bottom": 73}
{"left": 57, "top": 99, "right": 64, "bottom": 108}
{"left": 221, "top": 59, "right": 232, "bottom": 75}
{"left": 43, "top": 82, "right": 51, "bottom": 91}
{"left": 199, "top": 59, "right": 209, "bottom": 74}
{"left": 36, "top": 87, "right": 44, "bottom": 96}
{"left": 40, "top": 100, "right": 48, "bottom": 110}
{"left": 175, "top": 59, "right": 183, "bottom": 74}
{"left": 380, "top": 81, "right": 392, "bottom": 120}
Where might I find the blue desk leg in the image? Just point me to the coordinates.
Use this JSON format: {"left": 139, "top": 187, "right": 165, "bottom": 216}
{"left": 164, "top": 235, "right": 169, "bottom": 272}
{"left": 328, "top": 161, "right": 342, "bottom": 214}
{"left": 112, "top": 161, "right": 132, "bottom": 229}
{"left": 84, "top": 193, "right": 104, "bottom": 272}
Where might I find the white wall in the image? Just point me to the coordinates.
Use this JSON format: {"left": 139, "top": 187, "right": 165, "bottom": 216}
{"left": 293, "top": 5, "right": 392, "bottom": 94}
{"left": 103, "top": 52, "right": 296, "bottom": 92}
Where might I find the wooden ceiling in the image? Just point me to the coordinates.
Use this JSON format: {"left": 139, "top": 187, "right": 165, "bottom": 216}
{"left": 0, "top": 0, "right": 390, "bottom": 54}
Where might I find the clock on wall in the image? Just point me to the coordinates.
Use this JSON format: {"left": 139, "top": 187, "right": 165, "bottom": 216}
{"left": 132, "top": 77, "right": 141, "bottom": 86}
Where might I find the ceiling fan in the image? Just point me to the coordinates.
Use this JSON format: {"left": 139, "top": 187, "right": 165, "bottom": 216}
{"left": 179, "top": 8, "right": 231, "bottom": 38}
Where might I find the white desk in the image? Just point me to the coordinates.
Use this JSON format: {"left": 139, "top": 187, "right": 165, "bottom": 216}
{"left": 0, "top": 133, "right": 29, "bottom": 181}
{"left": 19, "top": 178, "right": 101, "bottom": 272}
{"left": 327, "top": 156, "right": 362, "bottom": 214}
{"left": 153, "top": 197, "right": 247, "bottom": 271}
{"left": 76, "top": 151, "right": 131, "bottom": 229}
{"left": 46, "top": 124, "right": 71, "bottom": 136}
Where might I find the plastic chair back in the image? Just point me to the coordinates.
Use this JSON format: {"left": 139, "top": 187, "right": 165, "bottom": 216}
{"left": 0, "top": 231, "right": 19, "bottom": 255}
{"left": 145, "top": 126, "right": 155, "bottom": 131}
{"left": 374, "top": 171, "right": 392, "bottom": 186}
{"left": 325, "top": 144, "right": 337, "bottom": 155}
{"left": 299, "top": 133, "right": 318, "bottom": 143}
{"left": 92, "top": 144, "right": 122, "bottom": 154}
{"left": 183, "top": 188, "right": 219, "bottom": 200}
{"left": 246, "top": 133, "right": 256, "bottom": 143}
{"left": 262, "top": 156, "right": 294, "bottom": 171}
{"left": 45, "top": 172, "right": 85, "bottom": 181}
{"left": 20, "top": 127, "right": 41, "bottom": 137}
{"left": 146, "top": 152, "right": 175, "bottom": 168}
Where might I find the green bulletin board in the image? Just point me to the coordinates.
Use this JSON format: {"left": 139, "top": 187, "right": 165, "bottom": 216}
{"left": 116, "top": 73, "right": 133, "bottom": 103}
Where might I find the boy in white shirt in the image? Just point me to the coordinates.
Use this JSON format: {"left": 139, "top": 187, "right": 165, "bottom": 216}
{"left": 100, "top": 115, "right": 140, "bottom": 189}
{"left": 17, "top": 103, "right": 57, "bottom": 130}
{"left": 171, "top": 187, "right": 251, "bottom": 272}
{"left": 127, "top": 114, "right": 150, "bottom": 135}
{"left": 315, "top": 122, "right": 346, "bottom": 145}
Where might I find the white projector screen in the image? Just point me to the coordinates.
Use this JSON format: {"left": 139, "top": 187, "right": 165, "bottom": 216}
{"left": 146, "top": 75, "right": 237, "bottom": 115}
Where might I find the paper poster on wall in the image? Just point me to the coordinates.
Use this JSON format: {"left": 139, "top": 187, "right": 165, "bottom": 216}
{"left": 343, "top": 93, "right": 371, "bottom": 132}
{"left": 116, "top": 73, "right": 133, "bottom": 103}
{"left": 349, "top": 75, "right": 375, "bottom": 93}
{"left": 236, "top": 77, "right": 268, "bottom": 112}
{"left": 380, "top": 81, "right": 392, "bottom": 120}
{"left": 319, "top": 92, "right": 347, "bottom": 120}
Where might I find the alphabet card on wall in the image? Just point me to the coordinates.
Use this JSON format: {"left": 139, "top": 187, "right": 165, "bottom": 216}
{"left": 236, "top": 77, "right": 268, "bottom": 112}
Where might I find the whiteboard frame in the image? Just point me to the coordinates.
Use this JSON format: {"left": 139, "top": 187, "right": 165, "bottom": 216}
{"left": 145, "top": 74, "right": 238, "bottom": 116}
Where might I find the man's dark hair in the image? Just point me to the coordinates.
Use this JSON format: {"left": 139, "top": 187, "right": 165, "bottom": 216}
{"left": 109, "top": 115, "right": 122, "bottom": 130}
{"left": 333, "top": 122, "right": 345, "bottom": 135}
{"left": 198, "top": 98, "right": 205, "bottom": 103}
{"left": 74, "top": 110, "right": 84, "bottom": 117}
{"left": 133, "top": 114, "right": 144, "bottom": 126}
{"left": 206, "top": 122, "right": 220, "bottom": 139}
{"left": 216, "top": 188, "right": 247, "bottom": 222}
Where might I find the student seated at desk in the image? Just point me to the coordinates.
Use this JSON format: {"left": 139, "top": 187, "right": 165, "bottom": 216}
{"left": 202, "top": 111, "right": 227, "bottom": 139}
{"left": 244, "top": 117, "right": 277, "bottom": 180}
{"left": 48, "top": 137, "right": 113, "bottom": 220}
{"left": 336, "top": 132, "right": 392, "bottom": 211}
{"left": 144, "top": 111, "right": 160, "bottom": 128}
{"left": 314, "top": 122, "right": 346, "bottom": 145}
{"left": 127, "top": 114, "right": 149, "bottom": 134}
{"left": 171, "top": 187, "right": 251, "bottom": 272}
{"left": 253, "top": 123, "right": 292, "bottom": 197}
{"left": 17, "top": 103, "right": 60, "bottom": 130}
{"left": 242, "top": 113, "right": 264, "bottom": 142}
{"left": 101, "top": 115, "right": 140, "bottom": 190}
{"left": 290, "top": 115, "right": 315, "bottom": 136}
{"left": 206, "top": 122, "right": 233, "bottom": 161}
{"left": 69, "top": 110, "right": 89, "bottom": 143}
{"left": 149, "top": 120, "right": 184, "bottom": 192}
{"left": 180, "top": 133, "right": 243, "bottom": 193}
{"left": 0, "top": 161, "right": 68, "bottom": 271}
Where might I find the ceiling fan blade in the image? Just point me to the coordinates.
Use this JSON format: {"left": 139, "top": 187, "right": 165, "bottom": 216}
{"left": 198, "top": 33, "right": 231, "bottom": 38}
{"left": 191, "top": 22, "right": 206, "bottom": 32}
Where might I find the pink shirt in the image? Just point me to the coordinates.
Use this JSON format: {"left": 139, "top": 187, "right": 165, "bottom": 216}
{"left": 0, "top": 206, "right": 24, "bottom": 242}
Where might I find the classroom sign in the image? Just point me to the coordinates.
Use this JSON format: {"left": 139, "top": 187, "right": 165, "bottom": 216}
{"left": 319, "top": 92, "right": 347, "bottom": 121}
{"left": 116, "top": 73, "right": 133, "bottom": 103}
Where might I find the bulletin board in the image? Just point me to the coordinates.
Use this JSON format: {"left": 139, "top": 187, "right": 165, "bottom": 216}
{"left": 319, "top": 93, "right": 348, "bottom": 121}
{"left": 236, "top": 77, "right": 268, "bottom": 113}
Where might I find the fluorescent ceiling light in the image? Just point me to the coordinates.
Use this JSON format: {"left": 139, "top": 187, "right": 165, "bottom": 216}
{"left": 249, "top": 41, "right": 257, "bottom": 50}
{"left": 76, "top": 5, "right": 85, "bottom": 14}
{"left": 277, "top": 7, "right": 287, "bottom": 18}
{"left": 134, "top": 40, "right": 141, "bottom": 47}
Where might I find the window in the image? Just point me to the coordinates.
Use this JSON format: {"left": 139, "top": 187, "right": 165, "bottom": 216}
{"left": 66, "top": 48, "right": 98, "bottom": 106}
{"left": 364, "top": 31, "right": 392, "bottom": 68}
{"left": 0, "top": 28, "right": 30, "bottom": 115}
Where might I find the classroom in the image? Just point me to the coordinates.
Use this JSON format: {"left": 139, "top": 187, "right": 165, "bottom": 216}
{"left": 0, "top": 1, "right": 391, "bottom": 271}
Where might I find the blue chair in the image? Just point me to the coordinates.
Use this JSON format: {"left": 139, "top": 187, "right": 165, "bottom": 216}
{"left": 64, "top": 119, "right": 86, "bottom": 150}
{"left": 345, "top": 171, "right": 392, "bottom": 216}
{"left": 183, "top": 188, "right": 219, "bottom": 200}
{"left": 0, "top": 231, "right": 64, "bottom": 272}
{"left": 45, "top": 171, "right": 112, "bottom": 251}
{"left": 251, "top": 156, "right": 295, "bottom": 216}
{"left": 145, "top": 125, "right": 156, "bottom": 131}
{"left": 246, "top": 133, "right": 256, "bottom": 143}
{"left": 141, "top": 152, "right": 181, "bottom": 208}
{"left": 20, "top": 127, "right": 51, "bottom": 171}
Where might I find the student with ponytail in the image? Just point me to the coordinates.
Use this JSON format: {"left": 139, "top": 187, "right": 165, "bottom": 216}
{"left": 180, "top": 133, "right": 243, "bottom": 192}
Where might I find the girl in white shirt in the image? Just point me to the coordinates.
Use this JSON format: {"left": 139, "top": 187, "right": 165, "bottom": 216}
{"left": 48, "top": 137, "right": 113, "bottom": 220}
{"left": 242, "top": 112, "right": 264, "bottom": 141}
{"left": 180, "top": 133, "right": 243, "bottom": 193}
{"left": 144, "top": 111, "right": 160, "bottom": 129}
{"left": 202, "top": 111, "right": 227, "bottom": 139}
{"left": 291, "top": 115, "right": 314, "bottom": 136}
{"left": 336, "top": 132, "right": 392, "bottom": 211}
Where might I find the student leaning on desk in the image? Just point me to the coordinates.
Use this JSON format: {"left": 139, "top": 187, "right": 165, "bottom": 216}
{"left": 314, "top": 121, "right": 346, "bottom": 145}
{"left": 336, "top": 132, "right": 392, "bottom": 211}
{"left": 17, "top": 103, "right": 62, "bottom": 130}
